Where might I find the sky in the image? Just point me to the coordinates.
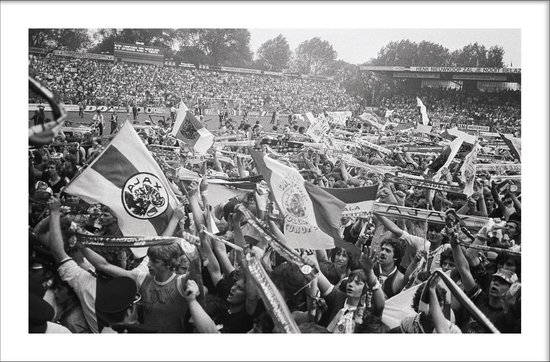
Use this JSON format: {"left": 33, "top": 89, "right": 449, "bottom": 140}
{"left": 249, "top": 29, "right": 521, "bottom": 67}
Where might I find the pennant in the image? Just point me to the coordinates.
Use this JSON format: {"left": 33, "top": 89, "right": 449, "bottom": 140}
{"left": 249, "top": 149, "right": 346, "bottom": 250}
{"left": 171, "top": 101, "right": 214, "bottom": 154}
{"left": 65, "top": 121, "right": 179, "bottom": 258}
{"left": 322, "top": 185, "right": 379, "bottom": 217}
{"left": 459, "top": 143, "right": 481, "bottom": 197}
{"left": 416, "top": 97, "right": 429, "bottom": 125}
{"left": 499, "top": 133, "right": 521, "bottom": 161}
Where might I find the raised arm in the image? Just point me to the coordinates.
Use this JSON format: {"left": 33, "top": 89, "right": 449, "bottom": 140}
{"left": 448, "top": 225, "right": 476, "bottom": 292}
{"left": 76, "top": 243, "right": 134, "bottom": 280}
{"left": 162, "top": 204, "right": 186, "bottom": 236}
{"left": 374, "top": 214, "right": 404, "bottom": 238}
{"left": 360, "top": 249, "right": 385, "bottom": 317}
{"left": 184, "top": 280, "right": 219, "bottom": 333}
{"left": 47, "top": 197, "right": 70, "bottom": 263}
{"left": 428, "top": 277, "right": 450, "bottom": 333}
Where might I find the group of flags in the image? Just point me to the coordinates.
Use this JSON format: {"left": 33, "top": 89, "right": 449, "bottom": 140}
{"left": 63, "top": 96, "right": 520, "bottom": 255}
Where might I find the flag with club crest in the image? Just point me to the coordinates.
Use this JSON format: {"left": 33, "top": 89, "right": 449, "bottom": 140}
{"left": 65, "top": 120, "right": 179, "bottom": 257}
{"left": 171, "top": 100, "right": 214, "bottom": 154}
{"left": 250, "top": 149, "right": 346, "bottom": 250}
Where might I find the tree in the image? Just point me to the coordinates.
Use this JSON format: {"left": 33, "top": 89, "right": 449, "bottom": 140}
{"left": 369, "top": 39, "right": 419, "bottom": 67}
{"left": 486, "top": 46, "right": 505, "bottom": 67}
{"left": 415, "top": 41, "right": 450, "bottom": 66}
{"left": 29, "top": 29, "right": 92, "bottom": 52}
{"left": 171, "top": 29, "right": 253, "bottom": 67}
{"left": 450, "top": 42, "right": 488, "bottom": 67}
{"left": 294, "top": 37, "right": 337, "bottom": 75}
{"left": 255, "top": 34, "right": 291, "bottom": 71}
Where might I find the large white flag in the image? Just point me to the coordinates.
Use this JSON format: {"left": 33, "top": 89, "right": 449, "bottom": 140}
{"left": 65, "top": 120, "right": 179, "bottom": 257}
{"left": 416, "top": 97, "right": 430, "bottom": 125}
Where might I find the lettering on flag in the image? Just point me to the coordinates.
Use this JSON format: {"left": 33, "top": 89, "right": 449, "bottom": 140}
{"left": 306, "top": 113, "right": 331, "bottom": 142}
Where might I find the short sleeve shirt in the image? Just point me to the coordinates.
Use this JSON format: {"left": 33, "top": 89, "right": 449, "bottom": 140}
{"left": 57, "top": 259, "right": 99, "bottom": 333}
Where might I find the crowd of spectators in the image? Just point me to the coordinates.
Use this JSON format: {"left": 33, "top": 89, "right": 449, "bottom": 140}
{"left": 380, "top": 88, "right": 521, "bottom": 133}
{"left": 28, "top": 54, "right": 357, "bottom": 115}
{"left": 28, "top": 51, "right": 521, "bottom": 336}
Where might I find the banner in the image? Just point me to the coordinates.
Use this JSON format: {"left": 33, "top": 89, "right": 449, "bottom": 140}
{"left": 29, "top": 103, "right": 80, "bottom": 112}
{"left": 356, "top": 138, "right": 392, "bottom": 155}
{"left": 385, "top": 173, "right": 465, "bottom": 194}
{"left": 459, "top": 143, "right": 481, "bottom": 197}
{"left": 402, "top": 146, "right": 444, "bottom": 153}
{"left": 372, "top": 203, "right": 488, "bottom": 230}
{"left": 243, "top": 253, "right": 301, "bottom": 333}
{"left": 476, "top": 163, "right": 521, "bottom": 172}
{"left": 76, "top": 234, "right": 179, "bottom": 248}
{"left": 326, "top": 111, "right": 351, "bottom": 126}
{"left": 467, "top": 124, "right": 490, "bottom": 132}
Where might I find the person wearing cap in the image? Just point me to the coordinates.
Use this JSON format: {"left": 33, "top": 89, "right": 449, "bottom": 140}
{"left": 447, "top": 223, "right": 519, "bottom": 333}
{"left": 46, "top": 197, "right": 139, "bottom": 333}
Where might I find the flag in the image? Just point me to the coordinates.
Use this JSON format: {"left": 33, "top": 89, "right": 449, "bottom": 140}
{"left": 416, "top": 97, "right": 429, "bottom": 125}
{"left": 394, "top": 121, "right": 415, "bottom": 132}
{"left": 382, "top": 283, "right": 424, "bottom": 329}
{"left": 499, "top": 132, "right": 521, "bottom": 161}
{"left": 322, "top": 185, "right": 379, "bottom": 217}
{"left": 250, "top": 150, "right": 346, "bottom": 250}
{"left": 65, "top": 120, "right": 178, "bottom": 257}
{"left": 359, "top": 111, "right": 385, "bottom": 130}
{"left": 440, "top": 127, "right": 477, "bottom": 145}
{"left": 416, "top": 123, "right": 433, "bottom": 134}
{"left": 171, "top": 100, "right": 214, "bottom": 154}
{"left": 459, "top": 143, "right": 480, "bottom": 197}
{"left": 428, "top": 137, "right": 464, "bottom": 181}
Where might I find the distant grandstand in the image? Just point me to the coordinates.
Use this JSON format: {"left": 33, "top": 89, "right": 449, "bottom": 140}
{"left": 360, "top": 65, "right": 521, "bottom": 92}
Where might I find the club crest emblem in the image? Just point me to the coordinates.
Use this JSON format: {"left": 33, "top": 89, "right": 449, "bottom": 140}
{"left": 122, "top": 173, "right": 168, "bottom": 219}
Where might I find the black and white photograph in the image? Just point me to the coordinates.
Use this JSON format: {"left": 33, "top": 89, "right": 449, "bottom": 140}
{"left": 1, "top": 1, "right": 548, "bottom": 361}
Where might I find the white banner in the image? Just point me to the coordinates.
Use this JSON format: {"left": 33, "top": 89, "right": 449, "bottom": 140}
{"left": 326, "top": 111, "right": 351, "bottom": 126}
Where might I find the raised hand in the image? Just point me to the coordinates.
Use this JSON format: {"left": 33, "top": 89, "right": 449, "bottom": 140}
{"left": 48, "top": 196, "right": 61, "bottom": 212}
{"left": 184, "top": 279, "right": 200, "bottom": 302}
